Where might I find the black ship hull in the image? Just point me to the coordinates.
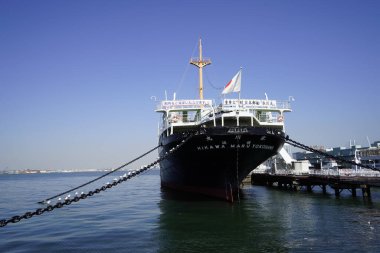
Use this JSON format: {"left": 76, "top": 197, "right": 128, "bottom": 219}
{"left": 158, "top": 127, "right": 285, "bottom": 201}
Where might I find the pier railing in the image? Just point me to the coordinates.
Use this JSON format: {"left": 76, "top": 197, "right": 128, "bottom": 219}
{"left": 255, "top": 169, "right": 380, "bottom": 178}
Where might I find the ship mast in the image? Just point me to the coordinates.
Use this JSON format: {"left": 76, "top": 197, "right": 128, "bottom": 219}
{"left": 190, "top": 38, "right": 211, "bottom": 100}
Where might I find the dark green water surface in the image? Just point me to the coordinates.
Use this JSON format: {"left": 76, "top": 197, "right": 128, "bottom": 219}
{"left": 1, "top": 169, "right": 380, "bottom": 252}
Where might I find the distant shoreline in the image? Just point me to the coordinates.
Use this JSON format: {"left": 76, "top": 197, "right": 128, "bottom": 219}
{"left": 0, "top": 169, "right": 116, "bottom": 175}
{"left": 0, "top": 167, "right": 159, "bottom": 175}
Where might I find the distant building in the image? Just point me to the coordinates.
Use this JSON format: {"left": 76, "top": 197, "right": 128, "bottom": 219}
{"left": 357, "top": 146, "right": 380, "bottom": 170}
{"left": 372, "top": 141, "right": 380, "bottom": 148}
{"left": 293, "top": 141, "right": 379, "bottom": 170}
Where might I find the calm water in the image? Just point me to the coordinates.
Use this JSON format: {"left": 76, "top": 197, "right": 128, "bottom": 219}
{"left": 1, "top": 169, "right": 380, "bottom": 252}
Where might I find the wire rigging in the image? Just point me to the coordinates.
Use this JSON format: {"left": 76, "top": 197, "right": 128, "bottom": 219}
{"left": 175, "top": 39, "right": 199, "bottom": 97}
{"left": 204, "top": 69, "right": 224, "bottom": 90}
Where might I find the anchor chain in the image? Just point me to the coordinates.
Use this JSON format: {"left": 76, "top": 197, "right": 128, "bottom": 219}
{"left": 271, "top": 132, "right": 379, "bottom": 172}
{"left": 38, "top": 145, "right": 161, "bottom": 204}
{"left": 0, "top": 132, "right": 195, "bottom": 228}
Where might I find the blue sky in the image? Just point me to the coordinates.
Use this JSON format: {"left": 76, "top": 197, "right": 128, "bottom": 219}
{"left": 1, "top": 0, "right": 379, "bottom": 170}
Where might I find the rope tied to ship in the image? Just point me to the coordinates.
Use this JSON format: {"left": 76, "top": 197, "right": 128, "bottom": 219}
{"left": 0, "top": 132, "right": 196, "bottom": 228}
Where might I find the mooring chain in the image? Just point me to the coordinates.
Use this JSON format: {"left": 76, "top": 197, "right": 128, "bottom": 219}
{"left": 0, "top": 132, "right": 195, "bottom": 228}
{"left": 270, "top": 131, "right": 379, "bottom": 172}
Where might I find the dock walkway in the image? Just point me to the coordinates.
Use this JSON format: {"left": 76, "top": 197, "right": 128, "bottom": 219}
{"left": 251, "top": 170, "right": 380, "bottom": 197}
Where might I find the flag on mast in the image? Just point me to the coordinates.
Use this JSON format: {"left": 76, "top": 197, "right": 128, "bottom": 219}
{"left": 222, "top": 69, "right": 242, "bottom": 94}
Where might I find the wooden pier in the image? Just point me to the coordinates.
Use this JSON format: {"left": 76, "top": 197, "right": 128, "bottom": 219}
{"left": 250, "top": 172, "right": 380, "bottom": 198}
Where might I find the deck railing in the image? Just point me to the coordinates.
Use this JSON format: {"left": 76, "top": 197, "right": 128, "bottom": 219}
{"left": 156, "top": 99, "right": 213, "bottom": 111}
{"left": 222, "top": 99, "right": 291, "bottom": 110}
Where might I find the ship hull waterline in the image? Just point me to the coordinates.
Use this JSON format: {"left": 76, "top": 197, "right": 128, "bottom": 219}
{"left": 158, "top": 126, "right": 285, "bottom": 202}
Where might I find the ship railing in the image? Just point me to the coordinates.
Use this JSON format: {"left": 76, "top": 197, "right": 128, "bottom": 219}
{"left": 158, "top": 101, "right": 216, "bottom": 135}
{"left": 257, "top": 112, "right": 284, "bottom": 124}
{"left": 160, "top": 114, "right": 201, "bottom": 129}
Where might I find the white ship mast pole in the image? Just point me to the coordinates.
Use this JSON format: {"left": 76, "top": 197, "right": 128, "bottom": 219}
{"left": 190, "top": 38, "right": 211, "bottom": 100}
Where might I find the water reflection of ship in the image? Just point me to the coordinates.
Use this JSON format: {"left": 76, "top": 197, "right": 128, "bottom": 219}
{"left": 157, "top": 188, "right": 288, "bottom": 253}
